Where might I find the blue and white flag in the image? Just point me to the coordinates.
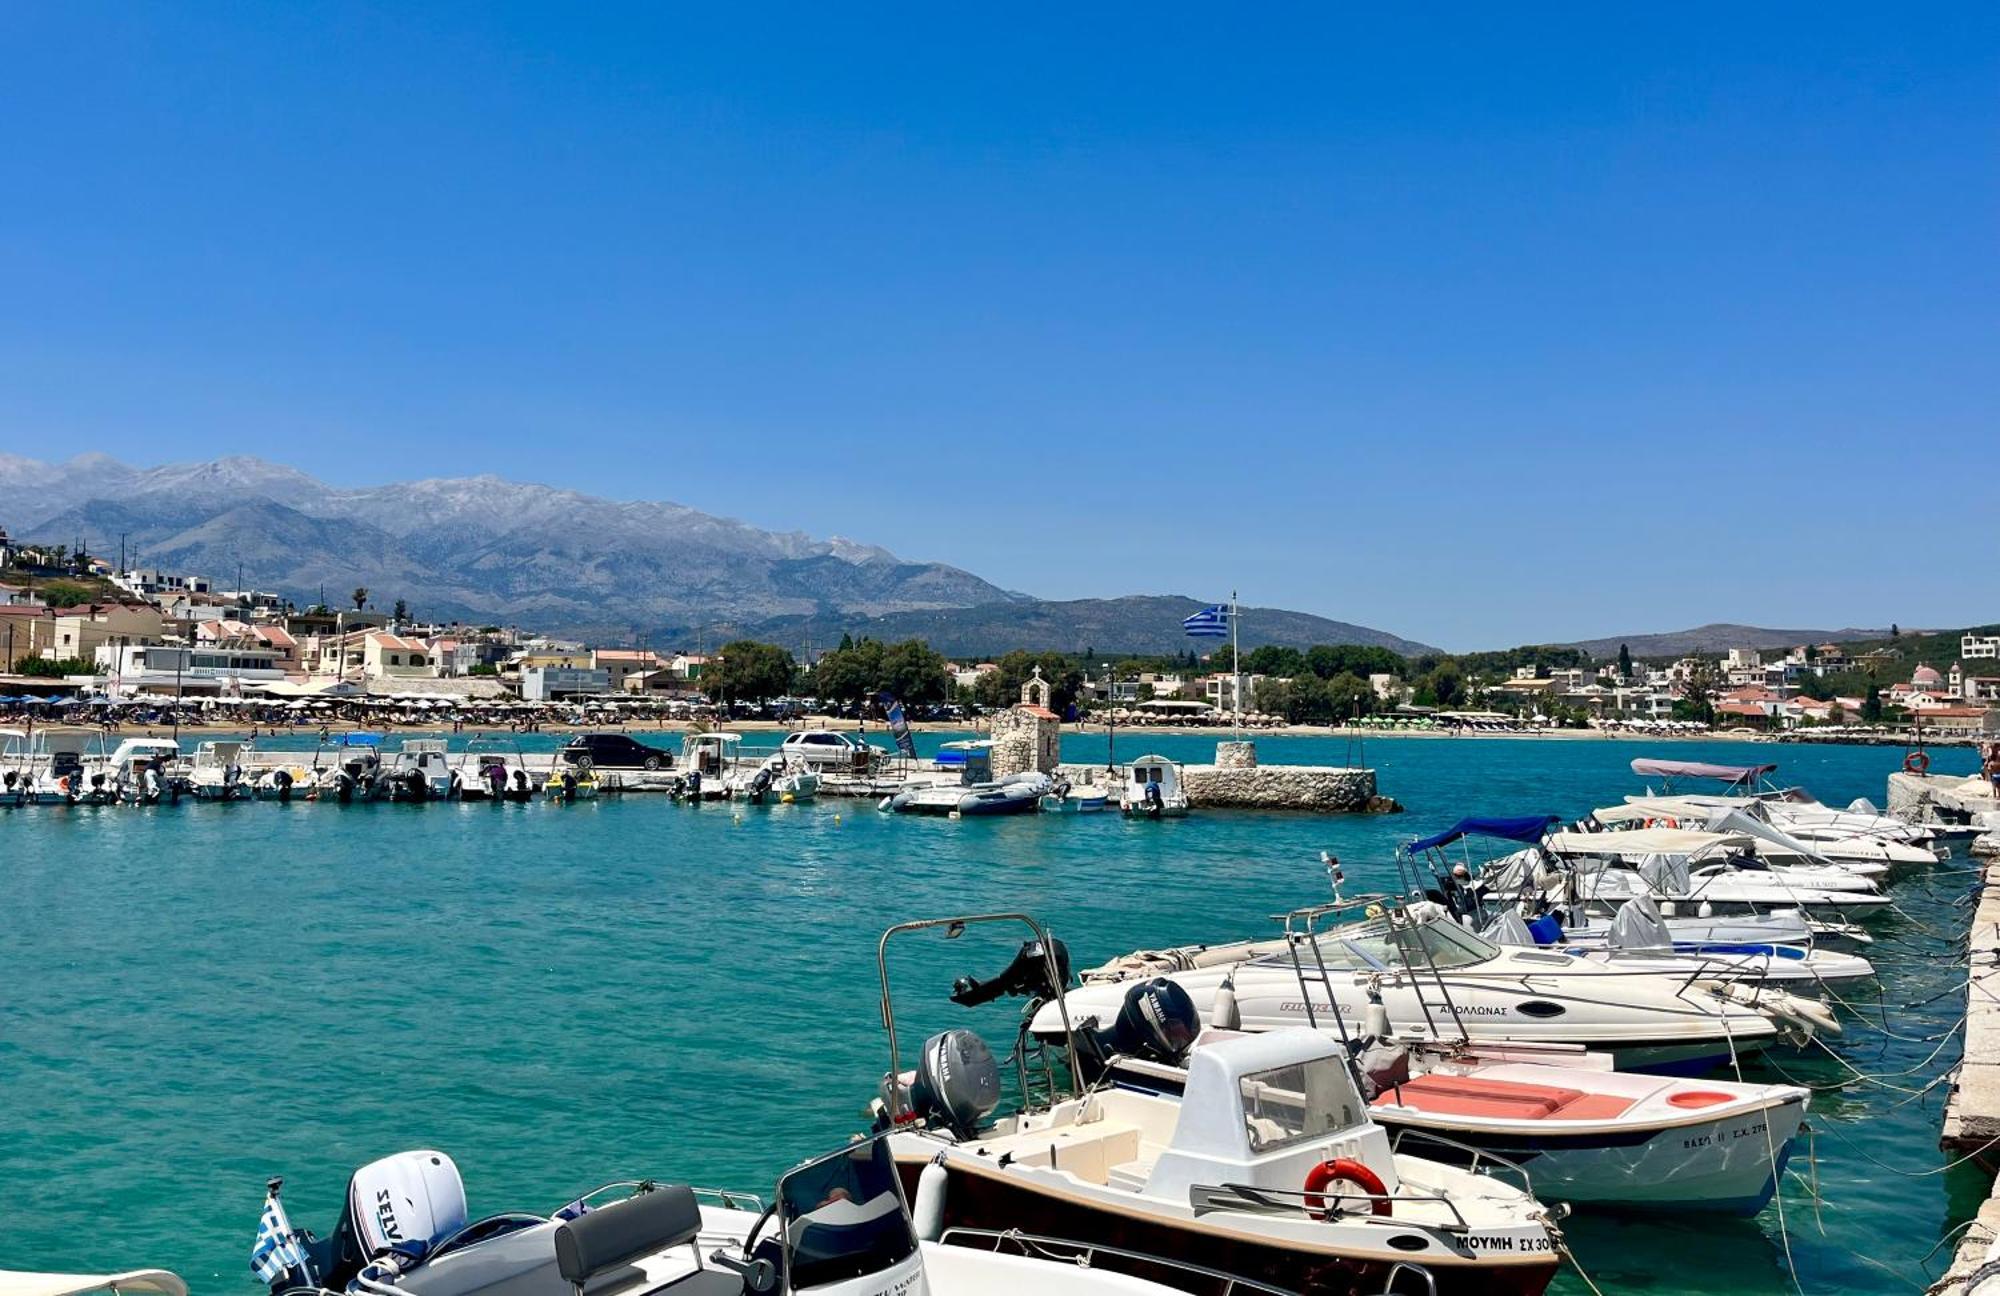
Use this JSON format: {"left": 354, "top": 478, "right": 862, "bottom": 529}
{"left": 251, "top": 1185, "right": 311, "bottom": 1286}
{"left": 1183, "top": 604, "right": 1230, "bottom": 638}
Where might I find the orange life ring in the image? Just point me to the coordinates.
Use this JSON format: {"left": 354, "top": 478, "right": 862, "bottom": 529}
{"left": 1905, "top": 751, "right": 1931, "bottom": 775}
{"left": 1303, "top": 1157, "right": 1392, "bottom": 1219}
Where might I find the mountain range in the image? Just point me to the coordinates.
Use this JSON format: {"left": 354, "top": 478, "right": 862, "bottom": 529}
{"left": 1563, "top": 624, "right": 1896, "bottom": 660}
{"left": 0, "top": 454, "right": 1439, "bottom": 656}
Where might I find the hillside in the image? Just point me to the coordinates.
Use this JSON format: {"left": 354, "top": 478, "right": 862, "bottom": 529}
{"left": 0, "top": 455, "right": 1436, "bottom": 655}
{"left": 1567, "top": 623, "right": 1896, "bottom": 660}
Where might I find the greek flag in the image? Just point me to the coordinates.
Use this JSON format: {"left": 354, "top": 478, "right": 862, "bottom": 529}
{"left": 251, "top": 1185, "right": 310, "bottom": 1286}
{"left": 1183, "top": 604, "right": 1230, "bottom": 638}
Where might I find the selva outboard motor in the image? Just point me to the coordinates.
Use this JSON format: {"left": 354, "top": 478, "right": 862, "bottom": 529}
{"left": 950, "top": 936, "right": 1071, "bottom": 1007}
{"left": 909, "top": 1028, "right": 1001, "bottom": 1139}
{"left": 267, "top": 1150, "right": 469, "bottom": 1295}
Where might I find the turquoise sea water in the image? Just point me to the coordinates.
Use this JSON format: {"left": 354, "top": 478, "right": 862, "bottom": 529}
{"left": 1, "top": 733, "right": 1988, "bottom": 1295}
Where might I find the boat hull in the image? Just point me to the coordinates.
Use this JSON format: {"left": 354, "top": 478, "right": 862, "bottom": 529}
{"left": 894, "top": 1156, "right": 1556, "bottom": 1296}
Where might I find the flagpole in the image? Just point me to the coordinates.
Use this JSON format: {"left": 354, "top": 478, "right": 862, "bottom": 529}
{"left": 1231, "top": 589, "right": 1241, "bottom": 738}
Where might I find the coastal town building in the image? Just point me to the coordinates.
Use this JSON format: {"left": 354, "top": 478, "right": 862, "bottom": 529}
{"left": 94, "top": 642, "right": 287, "bottom": 696}
{"left": 591, "top": 648, "right": 663, "bottom": 691}
{"left": 520, "top": 664, "right": 612, "bottom": 701}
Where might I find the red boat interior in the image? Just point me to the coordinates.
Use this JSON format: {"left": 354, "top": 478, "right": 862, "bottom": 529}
{"left": 1373, "top": 1074, "right": 1638, "bottom": 1122}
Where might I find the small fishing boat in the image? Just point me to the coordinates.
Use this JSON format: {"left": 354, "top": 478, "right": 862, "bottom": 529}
{"left": 873, "top": 915, "right": 1561, "bottom": 1296}
{"left": 1121, "top": 755, "right": 1190, "bottom": 817}
{"left": 95, "top": 737, "right": 185, "bottom": 804}
{"left": 543, "top": 762, "right": 599, "bottom": 801}
{"left": 728, "top": 753, "right": 820, "bottom": 804}
{"left": 678, "top": 732, "right": 743, "bottom": 801}
{"left": 304, "top": 733, "right": 391, "bottom": 802}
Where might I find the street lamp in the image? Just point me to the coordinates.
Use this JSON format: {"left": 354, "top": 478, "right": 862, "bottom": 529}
{"left": 1103, "top": 660, "right": 1115, "bottom": 773}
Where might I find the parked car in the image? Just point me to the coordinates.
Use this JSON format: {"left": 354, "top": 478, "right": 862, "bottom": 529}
{"left": 558, "top": 732, "right": 674, "bottom": 771}
{"left": 779, "top": 730, "right": 877, "bottom": 770}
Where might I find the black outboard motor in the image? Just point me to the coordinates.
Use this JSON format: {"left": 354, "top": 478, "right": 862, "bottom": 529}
{"left": 559, "top": 769, "right": 578, "bottom": 803}
{"left": 908, "top": 1029, "right": 1001, "bottom": 1140}
{"left": 509, "top": 769, "right": 532, "bottom": 802}
{"left": 950, "top": 936, "right": 1071, "bottom": 1007}
{"left": 273, "top": 768, "right": 293, "bottom": 803}
{"left": 748, "top": 765, "right": 774, "bottom": 804}
{"left": 684, "top": 768, "right": 702, "bottom": 800}
{"left": 1143, "top": 781, "right": 1164, "bottom": 816}
{"left": 1100, "top": 977, "right": 1200, "bottom": 1065}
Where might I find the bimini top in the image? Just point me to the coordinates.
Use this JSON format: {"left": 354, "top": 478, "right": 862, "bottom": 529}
{"left": 1631, "top": 758, "right": 1777, "bottom": 785}
{"left": 0, "top": 1271, "right": 188, "bottom": 1296}
{"left": 1546, "top": 826, "right": 1746, "bottom": 856}
{"left": 1406, "top": 814, "right": 1560, "bottom": 854}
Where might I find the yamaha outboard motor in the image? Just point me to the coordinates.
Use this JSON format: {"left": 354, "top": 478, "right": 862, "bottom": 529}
{"left": 748, "top": 765, "right": 774, "bottom": 804}
{"left": 950, "top": 936, "right": 1071, "bottom": 1007}
{"left": 1071, "top": 977, "right": 1201, "bottom": 1082}
{"left": 272, "top": 768, "right": 293, "bottom": 803}
{"left": 908, "top": 1029, "right": 1001, "bottom": 1140}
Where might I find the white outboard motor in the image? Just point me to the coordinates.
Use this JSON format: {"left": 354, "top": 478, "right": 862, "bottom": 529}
{"left": 347, "top": 1150, "right": 468, "bottom": 1262}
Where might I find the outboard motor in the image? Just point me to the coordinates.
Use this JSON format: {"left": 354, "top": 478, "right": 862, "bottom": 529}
{"left": 748, "top": 765, "right": 774, "bottom": 804}
{"left": 1143, "top": 780, "right": 1164, "bottom": 816}
{"left": 509, "top": 769, "right": 532, "bottom": 801}
{"left": 950, "top": 936, "right": 1071, "bottom": 1007}
{"left": 908, "top": 1029, "right": 1001, "bottom": 1140}
{"left": 273, "top": 1151, "right": 469, "bottom": 1295}
{"left": 272, "top": 768, "right": 293, "bottom": 803}
{"left": 559, "top": 769, "right": 578, "bottom": 803}
{"left": 684, "top": 768, "right": 702, "bottom": 800}
{"left": 1102, "top": 977, "right": 1200, "bottom": 1064}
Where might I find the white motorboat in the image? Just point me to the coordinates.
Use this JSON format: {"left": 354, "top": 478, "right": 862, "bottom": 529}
{"left": 1121, "top": 754, "right": 1190, "bottom": 817}
{"left": 252, "top": 1139, "right": 1254, "bottom": 1296}
{"left": 94, "top": 737, "right": 185, "bottom": 803}
{"left": 385, "top": 738, "right": 457, "bottom": 801}
{"left": 729, "top": 753, "right": 820, "bottom": 804}
{"left": 1104, "top": 1028, "right": 1809, "bottom": 1215}
{"left": 876, "top": 915, "right": 1559, "bottom": 1296}
{"left": 1541, "top": 840, "right": 1892, "bottom": 915}
{"left": 1598, "top": 799, "right": 1933, "bottom": 874}
{"left": 187, "top": 740, "right": 251, "bottom": 802}
{"left": 455, "top": 735, "right": 536, "bottom": 802}
{"left": 678, "top": 732, "right": 744, "bottom": 800}
{"left": 1040, "top": 776, "right": 1110, "bottom": 813}
{"left": 1477, "top": 901, "right": 1876, "bottom": 987}
{"left": 303, "top": 733, "right": 392, "bottom": 802}
{"left": 1054, "top": 900, "right": 1822, "bottom": 1073}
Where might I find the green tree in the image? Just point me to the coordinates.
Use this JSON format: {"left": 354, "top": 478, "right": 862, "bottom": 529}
{"left": 714, "top": 640, "right": 797, "bottom": 705}
{"left": 351, "top": 586, "right": 369, "bottom": 611}
{"left": 1304, "top": 644, "right": 1407, "bottom": 680}
{"left": 1861, "top": 684, "right": 1883, "bottom": 723}
{"left": 1243, "top": 645, "right": 1307, "bottom": 678}
{"left": 812, "top": 637, "right": 886, "bottom": 706}
{"left": 18, "top": 655, "right": 95, "bottom": 678}
{"left": 39, "top": 581, "right": 93, "bottom": 609}
{"left": 392, "top": 597, "right": 409, "bottom": 622}
{"left": 878, "top": 639, "right": 951, "bottom": 705}
{"left": 1617, "top": 643, "right": 1633, "bottom": 680}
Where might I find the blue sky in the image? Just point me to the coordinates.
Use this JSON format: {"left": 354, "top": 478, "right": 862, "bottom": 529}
{"left": 1, "top": 6, "right": 1994, "bottom": 649}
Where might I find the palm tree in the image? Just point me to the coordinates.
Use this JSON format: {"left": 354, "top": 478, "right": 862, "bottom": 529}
{"left": 351, "top": 586, "right": 369, "bottom": 611}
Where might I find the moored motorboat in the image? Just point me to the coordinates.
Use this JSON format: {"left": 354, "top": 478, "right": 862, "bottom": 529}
{"left": 870, "top": 916, "right": 1560, "bottom": 1296}
{"left": 1121, "top": 755, "right": 1190, "bottom": 818}
{"left": 187, "top": 740, "right": 251, "bottom": 802}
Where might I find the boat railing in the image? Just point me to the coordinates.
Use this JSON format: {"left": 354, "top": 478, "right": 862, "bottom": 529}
{"left": 935, "top": 1227, "right": 1307, "bottom": 1296}
{"left": 1383, "top": 1126, "right": 1538, "bottom": 1199}
{"left": 563, "top": 1180, "right": 766, "bottom": 1214}
{"left": 1190, "top": 1181, "right": 1472, "bottom": 1234}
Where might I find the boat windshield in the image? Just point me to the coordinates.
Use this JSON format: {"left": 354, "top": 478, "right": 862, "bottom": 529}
{"left": 1239, "top": 1059, "right": 1364, "bottom": 1153}
{"left": 1246, "top": 914, "right": 1499, "bottom": 973}
{"left": 777, "top": 1138, "right": 917, "bottom": 1290}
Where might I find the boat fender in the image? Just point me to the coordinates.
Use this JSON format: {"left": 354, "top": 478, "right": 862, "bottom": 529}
{"left": 912, "top": 1157, "right": 949, "bottom": 1242}
{"left": 1905, "top": 751, "right": 1931, "bottom": 775}
{"left": 1211, "top": 975, "right": 1242, "bottom": 1031}
{"left": 1303, "top": 1158, "right": 1391, "bottom": 1220}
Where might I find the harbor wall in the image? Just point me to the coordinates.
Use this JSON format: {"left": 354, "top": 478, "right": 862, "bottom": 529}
{"left": 1940, "top": 858, "right": 2000, "bottom": 1294}
{"left": 1055, "top": 761, "right": 1393, "bottom": 813}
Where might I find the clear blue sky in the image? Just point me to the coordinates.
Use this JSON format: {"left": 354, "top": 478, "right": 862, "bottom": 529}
{"left": 2, "top": 6, "right": 1994, "bottom": 650}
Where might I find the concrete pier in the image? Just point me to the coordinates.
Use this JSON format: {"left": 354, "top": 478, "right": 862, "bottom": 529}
{"left": 1938, "top": 859, "right": 2000, "bottom": 1294}
{"left": 1055, "top": 760, "right": 1397, "bottom": 813}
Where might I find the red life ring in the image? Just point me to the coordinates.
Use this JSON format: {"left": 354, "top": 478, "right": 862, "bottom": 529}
{"left": 1905, "top": 751, "right": 1931, "bottom": 775}
{"left": 1303, "top": 1158, "right": 1392, "bottom": 1219}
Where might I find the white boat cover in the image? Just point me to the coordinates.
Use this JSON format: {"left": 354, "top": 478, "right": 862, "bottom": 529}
{"left": 1484, "top": 911, "right": 1537, "bottom": 946}
{"left": 0, "top": 1272, "right": 188, "bottom": 1296}
{"left": 1608, "top": 897, "right": 1673, "bottom": 951}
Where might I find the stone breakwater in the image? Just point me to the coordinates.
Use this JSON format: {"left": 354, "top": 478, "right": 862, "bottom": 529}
{"left": 1055, "top": 761, "right": 1398, "bottom": 813}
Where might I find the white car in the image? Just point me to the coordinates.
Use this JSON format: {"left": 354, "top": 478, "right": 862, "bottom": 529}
{"left": 779, "top": 730, "right": 878, "bottom": 771}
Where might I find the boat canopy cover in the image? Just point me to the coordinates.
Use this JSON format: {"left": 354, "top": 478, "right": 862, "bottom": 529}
{"left": 1546, "top": 826, "right": 1742, "bottom": 855}
{"left": 0, "top": 1272, "right": 188, "bottom": 1296}
{"left": 1482, "top": 911, "right": 1537, "bottom": 947}
{"left": 1405, "top": 814, "right": 1560, "bottom": 854}
{"left": 1631, "top": 758, "right": 1777, "bottom": 784}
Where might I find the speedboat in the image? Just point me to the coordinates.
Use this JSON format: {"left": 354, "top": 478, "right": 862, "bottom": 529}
{"left": 187, "top": 740, "right": 251, "bottom": 802}
{"left": 1545, "top": 844, "right": 1892, "bottom": 914}
{"left": 304, "top": 734, "right": 392, "bottom": 802}
{"left": 251, "top": 1138, "right": 1262, "bottom": 1296}
{"left": 1121, "top": 755, "right": 1190, "bottom": 817}
{"left": 96, "top": 737, "right": 186, "bottom": 804}
{"left": 456, "top": 735, "right": 535, "bottom": 802}
{"left": 1054, "top": 900, "right": 1821, "bottom": 1073}
{"left": 871, "top": 917, "right": 1560, "bottom": 1296}
{"left": 386, "top": 738, "right": 457, "bottom": 801}
{"left": 1597, "top": 800, "right": 1932, "bottom": 875}
{"left": 729, "top": 754, "right": 819, "bottom": 804}
{"left": 544, "top": 763, "right": 599, "bottom": 802}
{"left": 679, "top": 732, "right": 744, "bottom": 800}
{"left": 1477, "top": 901, "right": 1875, "bottom": 988}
